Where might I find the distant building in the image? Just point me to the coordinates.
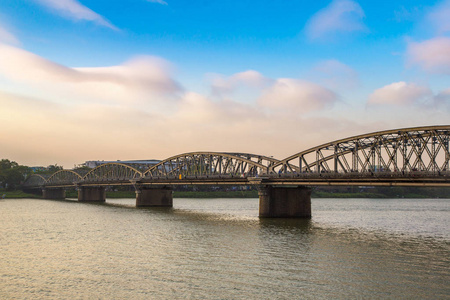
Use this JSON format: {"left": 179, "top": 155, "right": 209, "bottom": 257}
{"left": 81, "top": 160, "right": 161, "bottom": 171}
{"left": 30, "top": 166, "right": 47, "bottom": 173}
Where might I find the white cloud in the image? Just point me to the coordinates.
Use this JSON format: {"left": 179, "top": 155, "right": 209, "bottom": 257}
{"left": 0, "top": 25, "right": 20, "bottom": 45}
{"left": 311, "top": 59, "right": 359, "bottom": 90}
{"left": 258, "top": 79, "right": 338, "bottom": 113}
{"left": 76, "top": 56, "right": 181, "bottom": 95}
{"left": 147, "top": 0, "right": 168, "bottom": 5}
{"left": 210, "top": 70, "right": 272, "bottom": 95}
{"left": 427, "top": 0, "right": 450, "bottom": 34}
{"left": 0, "top": 46, "right": 346, "bottom": 167}
{"left": 2, "top": 46, "right": 447, "bottom": 168}
{"left": 407, "top": 37, "right": 450, "bottom": 74}
{"left": 305, "top": 0, "right": 366, "bottom": 40}
{"left": 175, "top": 92, "right": 219, "bottom": 124}
{"left": 209, "top": 70, "right": 342, "bottom": 113}
{"left": 0, "top": 44, "right": 78, "bottom": 82}
{"left": 0, "top": 44, "right": 181, "bottom": 104}
{"left": 0, "top": 86, "right": 343, "bottom": 168}
{"left": 434, "top": 88, "right": 450, "bottom": 109}
{"left": 367, "top": 82, "right": 432, "bottom": 106}
{"left": 35, "top": 0, "right": 117, "bottom": 29}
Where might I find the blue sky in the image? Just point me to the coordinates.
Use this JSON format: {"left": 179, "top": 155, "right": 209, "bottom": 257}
{"left": 0, "top": 0, "right": 449, "bottom": 167}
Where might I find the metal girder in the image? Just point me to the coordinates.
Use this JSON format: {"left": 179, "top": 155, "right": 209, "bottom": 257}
{"left": 21, "top": 126, "right": 450, "bottom": 188}
{"left": 269, "top": 125, "right": 450, "bottom": 175}
{"left": 46, "top": 170, "right": 83, "bottom": 186}
{"left": 22, "top": 174, "right": 48, "bottom": 188}
{"left": 82, "top": 163, "right": 143, "bottom": 183}
{"left": 143, "top": 152, "right": 272, "bottom": 179}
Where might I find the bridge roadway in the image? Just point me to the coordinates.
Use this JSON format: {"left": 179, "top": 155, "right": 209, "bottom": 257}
{"left": 23, "top": 125, "right": 450, "bottom": 218}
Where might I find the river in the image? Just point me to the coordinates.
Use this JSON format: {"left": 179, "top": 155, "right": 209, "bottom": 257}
{"left": 1, "top": 198, "right": 449, "bottom": 299}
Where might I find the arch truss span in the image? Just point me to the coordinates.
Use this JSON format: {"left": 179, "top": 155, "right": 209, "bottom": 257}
{"left": 23, "top": 174, "right": 48, "bottom": 188}
{"left": 143, "top": 152, "right": 275, "bottom": 179}
{"left": 82, "top": 163, "right": 143, "bottom": 184}
{"left": 270, "top": 125, "right": 450, "bottom": 175}
{"left": 46, "top": 170, "right": 83, "bottom": 187}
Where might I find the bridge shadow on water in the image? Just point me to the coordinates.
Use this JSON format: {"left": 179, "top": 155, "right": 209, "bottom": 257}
{"left": 48, "top": 197, "right": 146, "bottom": 211}
{"left": 258, "top": 217, "right": 313, "bottom": 231}
{"left": 57, "top": 197, "right": 314, "bottom": 232}
{"left": 36, "top": 198, "right": 448, "bottom": 256}
{"left": 49, "top": 198, "right": 450, "bottom": 252}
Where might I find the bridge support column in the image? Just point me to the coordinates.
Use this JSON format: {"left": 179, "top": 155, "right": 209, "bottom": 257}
{"left": 258, "top": 186, "right": 311, "bottom": 218}
{"left": 42, "top": 188, "right": 66, "bottom": 200}
{"left": 78, "top": 186, "right": 106, "bottom": 202}
{"left": 135, "top": 186, "right": 173, "bottom": 207}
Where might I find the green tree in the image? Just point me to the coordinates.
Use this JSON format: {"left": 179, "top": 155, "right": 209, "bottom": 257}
{"left": 0, "top": 159, "right": 18, "bottom": 171}
{"left": 73, "top": 165, "right": 91, "bottom": 176}
{"left": 0, "top": 159, "right": 31, "bottom": 190}
{"left": 35, "top": 164, "right": 63, "bottom": 175}
{"left": 47, "top": 164, "right": 63, "bottom": 173}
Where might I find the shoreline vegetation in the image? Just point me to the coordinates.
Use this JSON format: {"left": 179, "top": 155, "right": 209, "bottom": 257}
{"left": 3, "top": 189, "right": 449, "bottom": 199}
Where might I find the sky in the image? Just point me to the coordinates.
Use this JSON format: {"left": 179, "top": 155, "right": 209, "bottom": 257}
{"left": 0, "top": 0, "right": 449, "bottom": 168}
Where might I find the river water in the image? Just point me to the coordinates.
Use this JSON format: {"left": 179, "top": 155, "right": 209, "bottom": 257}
{"left": 1, "top": 198, "right": 449, "bottom": 299}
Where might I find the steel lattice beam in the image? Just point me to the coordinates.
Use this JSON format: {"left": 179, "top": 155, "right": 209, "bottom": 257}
{"left": 22, "top": 126, "right": 450, "bottom": 188}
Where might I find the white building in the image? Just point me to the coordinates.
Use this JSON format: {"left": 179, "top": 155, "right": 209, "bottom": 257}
{"left": 82, "top": 160, "right": 161, "bottom": 171}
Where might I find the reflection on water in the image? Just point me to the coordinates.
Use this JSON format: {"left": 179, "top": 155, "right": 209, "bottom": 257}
{"left": 0, "top": 198, "right": 448, "bottom": 299}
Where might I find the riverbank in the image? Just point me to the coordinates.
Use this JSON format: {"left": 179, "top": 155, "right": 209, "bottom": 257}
{"left": 0, "top": 190, "right": 41, "bottom": 199}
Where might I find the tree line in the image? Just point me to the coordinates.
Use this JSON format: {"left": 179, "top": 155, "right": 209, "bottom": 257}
{"left": 0, "top": 159, "right": 62, "bottom": 190}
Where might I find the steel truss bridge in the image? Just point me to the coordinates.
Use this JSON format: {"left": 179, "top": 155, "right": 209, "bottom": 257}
{"left": 24, "top": 125, "right": 450, "bottom": 189}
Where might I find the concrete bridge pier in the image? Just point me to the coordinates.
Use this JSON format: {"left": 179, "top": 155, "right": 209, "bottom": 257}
{"left": 135, "top": 186, "right": 173, "bottom": 207}
{"left": 78, "top": 186, "right": 106, "bottom": 202}
{"left": 258, "top": 186, "right": 311, "bottom": 218}
{"left": 42, "top": 188, "right": 66, "bottom": 200}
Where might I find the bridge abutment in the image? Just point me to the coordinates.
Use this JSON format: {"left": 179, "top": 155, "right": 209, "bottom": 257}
{"left": 78, "top": 186, "right": 106, "bottom": 202}
{"left": 258, "top": 186, "right": 311, "bottom": 218}
{"left": 42, "top": 188, "right": 66, "bottom": 200}
{"left": 135, "top": 186, "right": 173, "bottom": 207}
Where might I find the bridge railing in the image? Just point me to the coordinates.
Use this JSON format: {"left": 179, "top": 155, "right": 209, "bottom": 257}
{"left": 268, "top": 170, "right": 450, "bottom": 179}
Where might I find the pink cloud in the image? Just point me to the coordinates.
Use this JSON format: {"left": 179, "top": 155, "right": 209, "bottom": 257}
{"left": 258, "top": 79, "right": 338, "bottom": 113}
{"left": 35, "top": 0, "right": 117, "bottom": 29}
{"left": 76, "top": 56, "right": 181, "bottom": 95}
{"left": 305, "top": 0, "right": 367, "bottom": 40}
{"left": 210, "top": 70, "right": 272, "bottom": 95}
{"left": 407, "top": 37, "right": 450, "bottom": 74}
{"left": 311, "top": 59, "right": 359, "bottom": 90}
{"left": 434, "top": 88, "right": 450, "bottom": 109}
{"left": 0, "top": 44, "right": 181, "bottom": 104}
{"left": 0, "top": 24, "right": 20, "bottom": 45}
{"left": 427, "top": 0, "right": 450, "bottom": 34}
{"left": 367, "top": 82, "right": 432, "bottom": 106}
{"left": 3, "top": 46, "right": 447, "bottom": 169}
